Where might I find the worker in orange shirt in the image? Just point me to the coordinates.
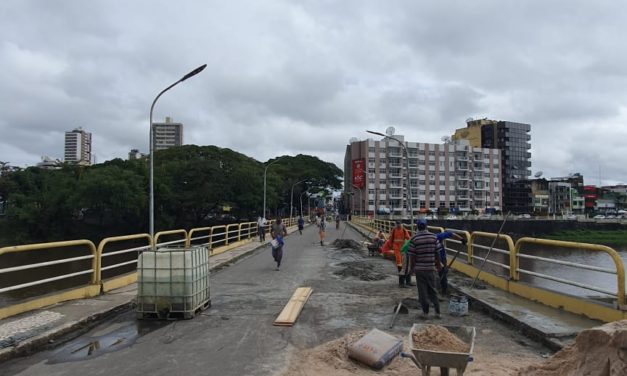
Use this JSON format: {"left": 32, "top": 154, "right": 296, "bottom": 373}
{"left": 389, "top": 220, "right": 413, "bottom": 287}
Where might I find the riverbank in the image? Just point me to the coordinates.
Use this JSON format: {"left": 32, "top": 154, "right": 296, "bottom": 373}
{"left": 544, "top": 230, "right": 627, "bottom": 247}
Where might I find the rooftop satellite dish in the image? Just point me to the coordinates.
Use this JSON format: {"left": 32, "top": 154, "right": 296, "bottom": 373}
{"left": 385, "top": 126, "right": 396, "bottom": 136}
{"left": 441, "top": 136, "right": 451, "bottom": 144}
{"left": 349, "top": 137, "right": 359, "bottom": 144}
{"left": 534, "top": 171, "right": 543, "bottom": 178}
{"left": 466, "top": 117, "right": 474, "bottom": 123}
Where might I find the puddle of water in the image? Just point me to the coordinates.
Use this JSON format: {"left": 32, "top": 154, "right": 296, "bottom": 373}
{"left": 47, "top": 318, "right": 170, "bottom": 364}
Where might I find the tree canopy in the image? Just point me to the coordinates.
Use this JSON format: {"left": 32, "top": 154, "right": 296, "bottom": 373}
{"left": 0, "top": 146, "right": 342, "bottom": 246}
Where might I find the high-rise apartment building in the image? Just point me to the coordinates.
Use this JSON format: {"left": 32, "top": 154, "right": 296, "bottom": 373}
{"left": 152, "top": 117, "right": 183, "bottom": 151}
{"left": 64, "top": 127, "right": 92, "bottom": 165}
{"left": 453, "top": 119, "right": 532, "bottom": 213}
{"left": 344, "top": 135, "right": 502, "bottom": 217}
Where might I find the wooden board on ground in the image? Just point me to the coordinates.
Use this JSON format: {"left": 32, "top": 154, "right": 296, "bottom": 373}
{"left": 273, "top": 287, "right": 313, "bottom": 326}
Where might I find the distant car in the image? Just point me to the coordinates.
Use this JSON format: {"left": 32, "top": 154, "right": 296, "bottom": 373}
{"left": 593, "top": 215, "right": 606, "bottom": 219}
{"left": 606, "top": 215, "right": 616, "bottom": 219}
{"left": 479, "top": 214, "right": 492, "bottom": 219}
{"left": 445, "top": 215, "right": 458, "bottom": 220}
{"left": 518, "top": 214, "right": 531, "bottom": 219}
{"left": 566, "top": 214, "right": 577, "bottom": 220}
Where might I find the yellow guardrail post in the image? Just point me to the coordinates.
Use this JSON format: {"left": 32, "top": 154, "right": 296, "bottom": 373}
{"left": 154, "top": 229, "right": 188, "bottom": 249}
{"left": 96, "top": 234, "right": 152, "bottom": 283}
{"left": 226, "top": 224, "right": 239, "bottom": 244}
{"left": 237, "top": 223, "right": 243, "bottom": 241}
{"left": 514, "top": 237, "right": 626, "bottom": 307}
{"left": 0, "top": 240, "right": 99, "bottom": 285}
{"left": 470, "top": 232, "right": 515, "bottom": 272}
{"left": 188, "top": 227, "right": 213, "bottom": 248}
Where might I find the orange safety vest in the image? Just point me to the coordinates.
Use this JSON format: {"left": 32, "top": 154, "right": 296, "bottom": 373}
{"left": 390, "top": 227, "right": 409, "bottom": 244}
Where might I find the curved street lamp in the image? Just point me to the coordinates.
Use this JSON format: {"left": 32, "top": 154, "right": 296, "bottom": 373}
{"left": 263, "top": 156, "right": 286, "bottom": 220}
{"left": 149, "top": 64, "right": 206, "bottom": 248}
{"left": 289, "top": 179, "right": 309, "bottom": 219}
{"left": 366, "top": 130, "right": 414, "bottom": 228}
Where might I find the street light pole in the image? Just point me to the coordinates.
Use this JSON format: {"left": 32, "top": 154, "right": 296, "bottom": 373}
{"left": 149, "top": 64, "right": 206, "bottom": 248}
{"left": 367, "top": 130, "right": 414, "bottom": 228}
{"left": 263, "top": 156, "right": 285, "bottom": 220}
{"left": 300, "top": 191, "right": 308, "bottom": 217}
{"left": 290, "top": 179, "right": 308, "bottom": 220}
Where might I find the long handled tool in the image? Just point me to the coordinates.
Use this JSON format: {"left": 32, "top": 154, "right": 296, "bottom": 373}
{"left": 470, "top": 212, "right": 510, "bottom": 289}
{"left": 440, "top": 236, "right": 467, "bottom": 281}
{"left": 388, "top": 300, "right": 408, "bottom": 329}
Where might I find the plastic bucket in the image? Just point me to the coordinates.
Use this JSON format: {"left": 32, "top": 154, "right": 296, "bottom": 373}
{"left": 448, "top": 295, "right": 468, "bottom": 316}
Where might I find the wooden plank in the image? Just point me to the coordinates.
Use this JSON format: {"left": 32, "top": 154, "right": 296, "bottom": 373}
{"left": 273, "top": 287, "right": 313, "bottom": 326}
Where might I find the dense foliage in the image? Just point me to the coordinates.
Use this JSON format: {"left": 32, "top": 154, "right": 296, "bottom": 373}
{"left": 0, "top": 146, "right": 342, "bottom": 245}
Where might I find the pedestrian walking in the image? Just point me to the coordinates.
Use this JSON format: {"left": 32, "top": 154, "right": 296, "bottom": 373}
{"left": 335, "top": 215, "right": 340, "bottom": 230}
{"left": 436, "top": 231, "right": 467, "bottom": 295}
{"left": 297, "top": 215, "right": 305, "bottom": 235}
{"left": 407, "top": 218, "right": 442, "bottom": 319}
{"left": 257, "top": 216, "right": 266, "bottom": 242}
{"left": 319, "top": 217, "right": 326, "bottom": 246}
{"left": 389, "top": 221, "right": 412, "bottom": 288}
{"left": 270, "top": 218, "right": 288, "bottom": 270}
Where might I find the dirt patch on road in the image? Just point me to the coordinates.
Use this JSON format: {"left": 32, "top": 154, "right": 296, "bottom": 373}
{"left": 333, "top": 261, "right": 388, "bottom": 281}
{"left": 283, "top": 330, "right": 540, "bottom": 376}
{"left": 332, "top": 239, "right": 364, "bottom": 251}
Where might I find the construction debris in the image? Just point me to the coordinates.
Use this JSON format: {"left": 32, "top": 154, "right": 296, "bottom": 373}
{"left": 273, "top": 287, "right": 313, "bottom": 326}
{"left": 517, "top": 319, "right": 627, "bottom": 375}
{"left": 333, "top": 261, "right": 387, "bottom": 281}
{"left": 332, "top": 239, "right": 363, "bottom": 250}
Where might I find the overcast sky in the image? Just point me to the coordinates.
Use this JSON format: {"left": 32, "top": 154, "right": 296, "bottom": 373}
{"left": 1, "top": 0, "right": 626, "bottom": 185}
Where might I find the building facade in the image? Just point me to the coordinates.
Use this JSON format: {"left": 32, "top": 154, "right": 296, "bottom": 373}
{"left": 152, "top": 117, "right": 183, "bottom": 151}
{"left": 344, "top": 136, "right": 502, "bottom": 217}
{"left": 64, "top": 127, "right": 92, "bottom": 165}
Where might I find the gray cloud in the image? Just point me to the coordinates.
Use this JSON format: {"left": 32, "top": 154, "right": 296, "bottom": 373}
{"left": 1, "top": 0, "right": 626, "bottom": 185}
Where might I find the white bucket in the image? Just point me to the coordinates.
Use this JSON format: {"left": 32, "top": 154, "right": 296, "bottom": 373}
{"left": 448, "top": 295, "right": 469, "bottom": 316}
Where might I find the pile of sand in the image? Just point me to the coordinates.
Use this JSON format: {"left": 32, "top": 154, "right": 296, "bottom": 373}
{"left": 281, "top": 330, "right": 415, "bottom": 376}
{"left": 412, "top": 325, "right": 470, "bottom": 353}
{"left": 517, "top": 320, "right": 627, "bottom": 376}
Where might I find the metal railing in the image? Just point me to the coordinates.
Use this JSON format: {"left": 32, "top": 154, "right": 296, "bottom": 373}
{"left": 350, "top": 216, "right": 627, "bottom": 315}
{"left": 0, "top": 217, "right": 301, "bottom": 319}
{"left": 514, "top": 237, "right": 625, "bottom": 306}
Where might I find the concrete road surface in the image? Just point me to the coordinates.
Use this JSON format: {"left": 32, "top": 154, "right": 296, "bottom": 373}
{"left": 3, "top": 223, "right": 548, "bottom": 375}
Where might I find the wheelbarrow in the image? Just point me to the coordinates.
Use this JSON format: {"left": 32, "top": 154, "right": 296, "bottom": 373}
{"left": 401, "top": 324, "right": 475, "bottom": 376}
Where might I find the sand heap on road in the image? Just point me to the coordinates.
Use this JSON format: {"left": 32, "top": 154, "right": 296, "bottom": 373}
{"left": 518, "top": 319, "right": 627, "bottom": 376}
{"left": 282, "top": 330, "right": 415, "bottom": 376}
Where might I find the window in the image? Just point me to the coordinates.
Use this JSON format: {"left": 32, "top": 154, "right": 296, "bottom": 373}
{"left": 368, "top": 200, "right": 374, "bottom": 205}
{"left": 429, "top": 151, "right": 435, "bottom": 156}
{"left": 368, "top": 168, "right": 375, "bottom": 173}
{"left": 368, "top": 189, "right": 375, "bottom": 194}
{"left": 420, "top": 201, "right": 426, "bottom": 208}
{"left": 429, "top": 202, "right": 436, "bottom": 208}
{"left": 368, "top": 147, "right": 375, "bottom": 152}
{"left": 440, "top": 202, "right": 446, "bottom": 207}
{"left": 380, "top": 168, "right": 386, "bottom": 174}
{"left": 379, "top": 189, "right": 386, "bottom": 195}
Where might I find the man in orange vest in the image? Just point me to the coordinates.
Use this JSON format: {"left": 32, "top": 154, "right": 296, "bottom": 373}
{"left": 389, "top": 220, "right": 412, "bottom": 287}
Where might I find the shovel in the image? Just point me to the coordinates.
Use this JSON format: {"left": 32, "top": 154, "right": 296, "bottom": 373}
{"left": 388, "top": 301, "right": 409, "bottom": 329}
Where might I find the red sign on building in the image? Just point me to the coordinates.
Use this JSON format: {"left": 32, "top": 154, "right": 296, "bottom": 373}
{"left": 352, "top": 159, "right": 365, "bottom": 188}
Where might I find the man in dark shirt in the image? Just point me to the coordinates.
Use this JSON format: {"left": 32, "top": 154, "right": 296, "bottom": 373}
{"left": 407, "top": 218, "right": 441, "bottom": 318}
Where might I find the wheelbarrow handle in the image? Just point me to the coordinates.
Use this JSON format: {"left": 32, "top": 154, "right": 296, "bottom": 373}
{"left": 400, "top": 352, "right": 423, "bottom": 369}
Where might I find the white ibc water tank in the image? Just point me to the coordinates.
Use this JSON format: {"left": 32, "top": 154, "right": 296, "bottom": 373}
{"left": 136, "top": 246, "right": 211, "bottom": 319}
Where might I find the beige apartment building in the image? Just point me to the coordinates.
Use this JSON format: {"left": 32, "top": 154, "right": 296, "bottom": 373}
{"left": 152, "top": 117, "right": 183, "bottom": 151}
{"left": 344, "top": 135, "right": 502, "bottom": 217}
{"left": 64, "top": 127, "right": 92, "bottom": 165}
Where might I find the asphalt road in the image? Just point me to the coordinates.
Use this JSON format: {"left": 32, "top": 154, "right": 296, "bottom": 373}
{"left": 3, "top": 223, "right": 548, "bottom": 375}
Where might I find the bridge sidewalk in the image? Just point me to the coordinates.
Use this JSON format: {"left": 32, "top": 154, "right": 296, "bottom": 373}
{"left": 0, "top": 229, "right": 288, "bottom": 363}
{"left": 448, "top": 273, "right": 603, "bottom": 350}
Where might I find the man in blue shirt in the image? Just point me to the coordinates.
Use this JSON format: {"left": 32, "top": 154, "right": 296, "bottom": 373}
{"left": 436, "top": 231, "right": 467, "bottom": 295}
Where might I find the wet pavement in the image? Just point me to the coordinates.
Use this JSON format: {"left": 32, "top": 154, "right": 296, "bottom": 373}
{"left": 2, "top": 223, "right": 553, "bottom": 376}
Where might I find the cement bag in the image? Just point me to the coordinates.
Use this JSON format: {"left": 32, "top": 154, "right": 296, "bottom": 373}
{"left": 348, "top": 328, "right": 402, "bottom": 370}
